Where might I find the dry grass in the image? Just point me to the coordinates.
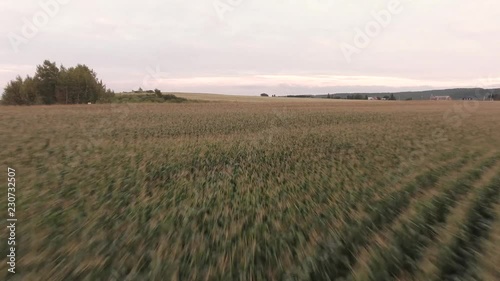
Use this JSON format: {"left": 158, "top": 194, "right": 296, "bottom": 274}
{"left": 0, "top": 98, "right": 499, "bottom": 280}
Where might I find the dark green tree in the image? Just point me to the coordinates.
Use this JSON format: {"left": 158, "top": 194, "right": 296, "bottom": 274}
{"left": 21, "top": 76, "right": 39, "bottom": 105}
{"left": 154, "top": 88, "right": 162, "bottom": 97}
{"left": 56, "top": 64, "right": 113, "bottom": 104}
{"left": 2, "top": 75, "right": 40, "bottom": 105}
{"left": 34, "top": 60, "right": 59, "bottom": 104}
{"left": 2, "top": 60, "right": 114, "bottom": 105}
{"left": 2, "top": 76, "right": 24, "bottom": 105}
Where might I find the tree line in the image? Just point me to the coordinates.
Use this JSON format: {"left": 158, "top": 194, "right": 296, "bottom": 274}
{"left": 327, "top": 93, "right": 398, "bottom": 100}
{"left": 2, "top": 60, "right": 115, "bottom": 105}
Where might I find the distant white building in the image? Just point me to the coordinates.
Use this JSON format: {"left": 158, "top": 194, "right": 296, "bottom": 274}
{"left": 430, "top": 95, "right": 452, "bottom": 101}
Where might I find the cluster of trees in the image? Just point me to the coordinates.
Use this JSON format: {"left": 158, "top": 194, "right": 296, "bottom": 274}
{"left": 286, "top": 95, "right": 314, "bottom": 98}
{"left": 326, "top": 93, "right": 398, "bottom": 100}
{"left": 133, "top": 88, "right": 163, "bottom": 97}
{"left": 488, "top": 93, "right": 500, "bottom": 100}
{"left": 346, "top": 94, "right": 368, "bottom": 100}
{"left": 383, "top": 94, "right": 397, "bottom": 100}
{"left": 2, "top": 60, "right": 115, "bottom": 105}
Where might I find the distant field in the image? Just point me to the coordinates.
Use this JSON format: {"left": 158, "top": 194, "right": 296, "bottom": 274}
{"left": 1, "top": 99, "right": 500, "bottom": 280}
{"left": 121, "top": 92, "right": 335, "bottom": 103}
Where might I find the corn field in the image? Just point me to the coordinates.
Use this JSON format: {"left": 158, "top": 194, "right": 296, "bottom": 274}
{"left": 1, "top": 100, "right": 499, "bottom": 280}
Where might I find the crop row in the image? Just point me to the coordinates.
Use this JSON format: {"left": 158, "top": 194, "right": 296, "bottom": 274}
{"left": 303, "top": 153, "right": 478, "bottom": 281}
{"left": 353, "top": 155, "right": 499, "bottom": 281}
{"left": 434, "top": 174, "right": 500, "bottom": 280}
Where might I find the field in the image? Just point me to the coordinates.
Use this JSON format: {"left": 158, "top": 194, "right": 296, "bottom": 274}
{"left": 1, "top": 98, "right": 500, "bottom": 280}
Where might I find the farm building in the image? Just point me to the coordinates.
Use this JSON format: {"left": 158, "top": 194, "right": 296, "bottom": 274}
{"left": 430, "top": 95, "right": 452, "bottom": 100}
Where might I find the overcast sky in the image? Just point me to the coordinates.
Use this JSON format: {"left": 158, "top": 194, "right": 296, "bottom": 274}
{"left": 1, "top": 0, "right": 500, "bottom": 95}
